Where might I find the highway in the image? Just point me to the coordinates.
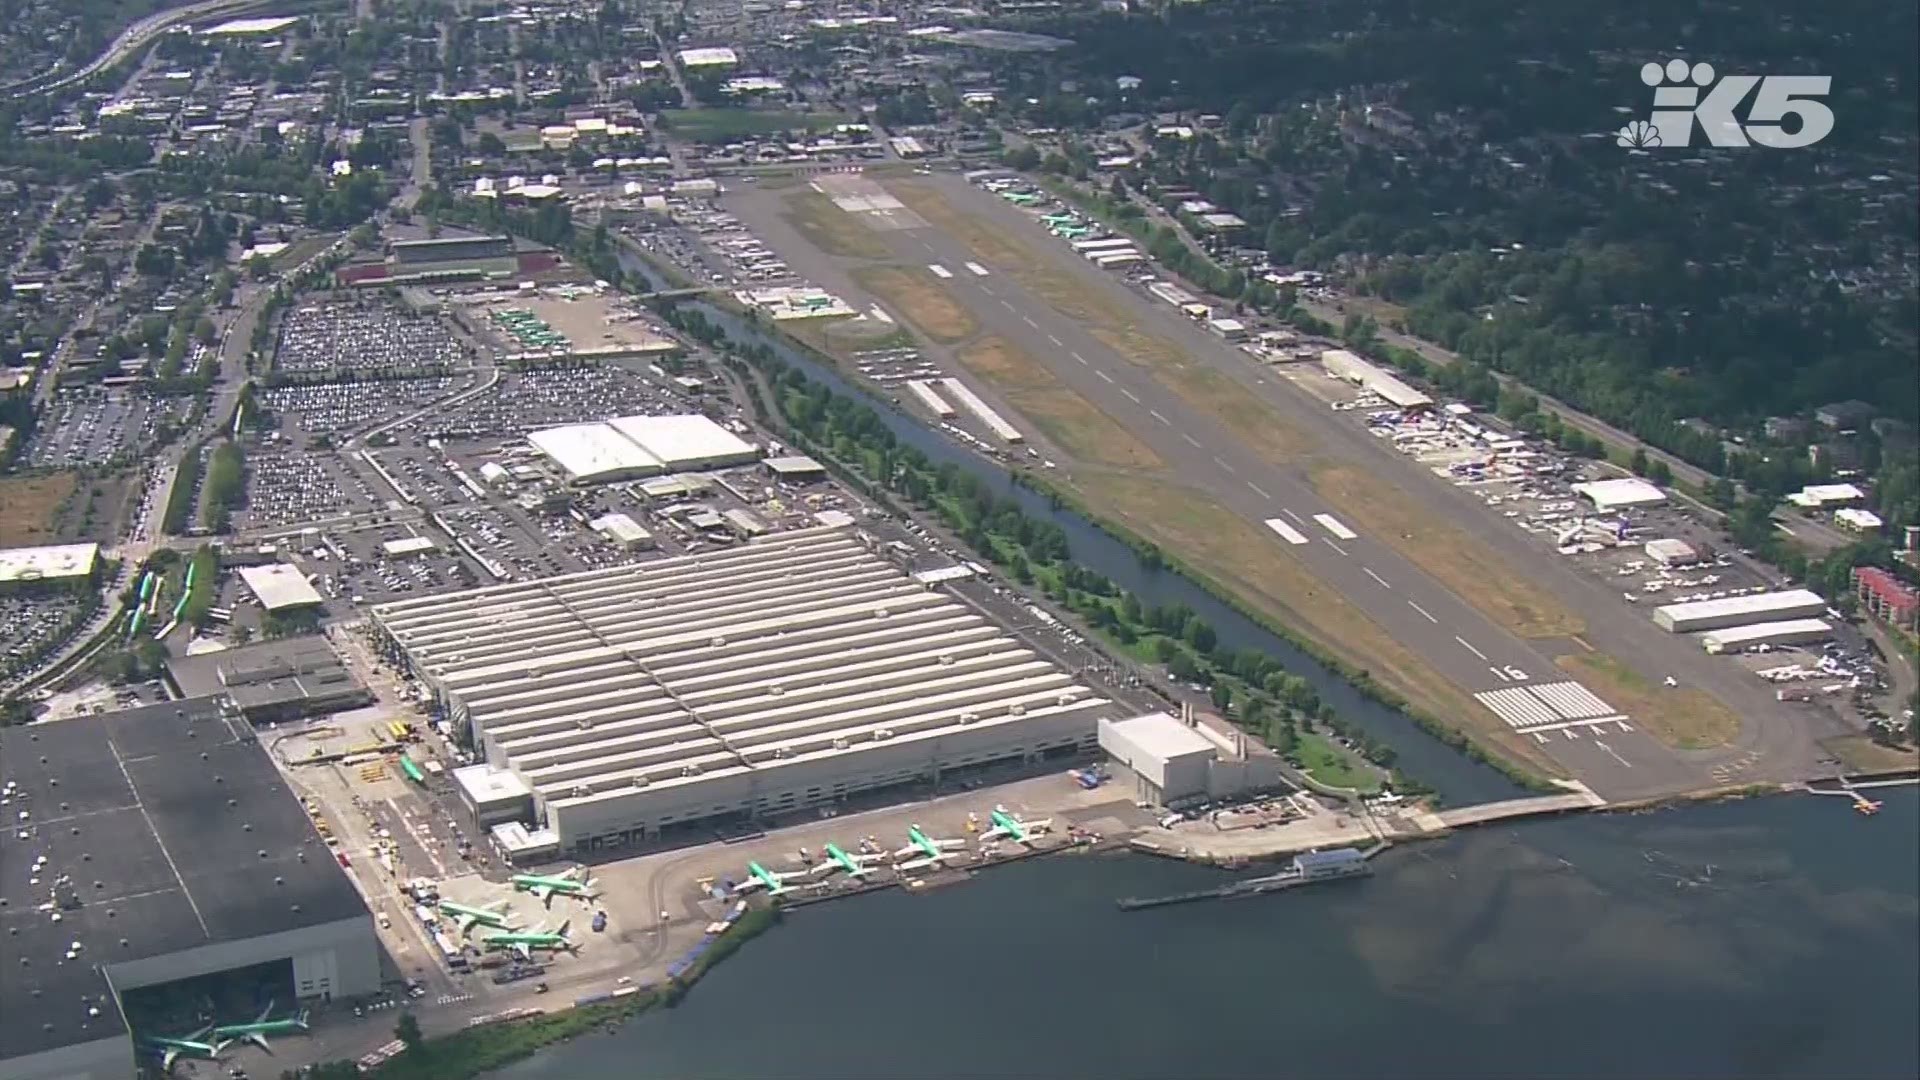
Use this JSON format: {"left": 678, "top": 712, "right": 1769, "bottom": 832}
{"left": 725, "top": 174, "right": 1844, "bottom": 798}
{"left": 5, "top": 0, "right": 288, "bottom": 99}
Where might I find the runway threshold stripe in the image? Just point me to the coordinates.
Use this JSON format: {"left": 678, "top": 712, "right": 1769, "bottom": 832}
{"left": 966, "top": 262, "right": 990, "bottom": 276}
{"left": 1264, "top": 519, "right": 1310, "bottom": 545}
{"left": 1313, "top": 513, "right": 1358, "bottom": 541}
{"left": 928, "top": 263, "right": 953, "bottom": 278}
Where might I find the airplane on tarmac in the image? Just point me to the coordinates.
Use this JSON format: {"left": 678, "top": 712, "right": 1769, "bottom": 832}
{"left": 893, "top": 825, "right": 969, "bottom": 872}
{"left": 1041, "top": 213, "right": 1080, "bottom": 227}
{"left": 732, "top": 861, "right": 806, "bottom": 896}
{"left": 211, "top": 1000, "right": 311, "bottom": 1052}
{"left": 144, "top": 1025, "right": 230, "bottom": 1072}
{"left": 1003, "top": 191, "right": 1041, "bottom": 205}
{"left": 439, "top": 899, "right": 519, "bottom": 936}
{"left": 482, "top": 920, "right": 577, "bottom": 961}
{"left": 979, "top": 807, "right": 1053, "bottom": 847}
{"left": 511, "top": 866, "right": 600, "bottom": 906}
{"left": 1053, "top": 224, "right": 1094, "bottom": 239}
{"left": 807, "top": 842, "right": 887, "bottom": 880}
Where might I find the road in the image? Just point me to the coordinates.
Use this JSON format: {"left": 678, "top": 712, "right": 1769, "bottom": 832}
{"left": 4, "top": 0, "right": 284, "bottom": 99}
{"left": 724, "top": 174, "right": 1845, "bottom": 798}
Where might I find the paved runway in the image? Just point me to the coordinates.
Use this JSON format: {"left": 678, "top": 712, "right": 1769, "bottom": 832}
{"left": 723, "top": 176, "right": 1838, "bottom": 798}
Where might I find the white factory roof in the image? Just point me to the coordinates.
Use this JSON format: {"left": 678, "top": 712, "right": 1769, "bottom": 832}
{"left": 1103, "top": 711, "right": 1216, "bottom": 761}
{"left": 1573, "top": 477, "right": 1668, "bottom": 510}
{"left": 1655, "top": 589, "right": 1825, "bottom": 624}
{"left": 0, "top": 542, "right": 98, "bottom": 584}
{"left": 1834, "top": 508, "right": 1883, "bottom": 531}
{"left": 452, "top": 764, "right": 532, "bottom": 806}
{"left": 678, "top": 46, "right": 740, "bottom": 67}
{"left": 608, "top": 413, "right": 759, "bottom": 469}
{"left": 590, "top": 512, "right": 653, "bottom": 546}
{"left": 527, "top": 421, "right": 663, "bottom": 483}
{"left": 1788, "top": 483, "right": 1865, "bottom": 508}
{"left": 369, "top": 527, "right": 1112, "bottom": 812}
{"left": 383, "top": 536, "right": 437, "bottom": 557}
{"left": 202, "top": 15, "right": 300, "bottom": 35}
{"left": 237, "top": 564, "right": 325, "bottom": 611}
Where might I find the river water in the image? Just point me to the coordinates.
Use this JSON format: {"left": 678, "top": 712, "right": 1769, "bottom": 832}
{"left": 501, "top": 787, "right": 1917, "bottom": 1080}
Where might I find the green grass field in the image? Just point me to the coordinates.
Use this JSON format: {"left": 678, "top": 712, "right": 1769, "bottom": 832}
{"left": 661, "top": 108, "right": 851, "bottom": 141}
{"left": 1293, "top": 731, "right": 1385, "bottom": 794}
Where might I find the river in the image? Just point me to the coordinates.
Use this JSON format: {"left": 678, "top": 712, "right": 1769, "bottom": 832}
{"left": 499, "top": 787, "right": 1918, "bottom": 1079}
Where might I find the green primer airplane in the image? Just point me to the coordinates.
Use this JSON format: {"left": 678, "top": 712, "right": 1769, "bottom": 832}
{"left": 807, "top": 842, "right": 885, "bottom": 880}
{"left": 210, "top": 1000, "right": 311, "bottom": 1051}
{"left": 511, "top": 866, "right": 600, "bottom": 906}
{"left": 734, "top": 861, "right": 804, "bottom": 896}
{"left": 144, "top": 1025, "right": 229, "bottom": 1072}
{"left": 892, "top": 825, "right": 968, "bottom": 872}
{"left": 438, "top": 899, "right": 517, "bottom": 936}
{"left": 1003, "top": 191, "right": 1041, "bottom": 205}
{"left": 980, "top": 807, "right": 1053, "bottom": 846}
{"left": 482, "top": 919, "right": 576, "bottom": 960}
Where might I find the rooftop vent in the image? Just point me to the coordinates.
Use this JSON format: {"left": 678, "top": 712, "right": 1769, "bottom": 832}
{"left": 1008, "top": 703, "right": 1026, "bottom": 716}
{"left": 831, "top": 737, "right": 850, "bottom": 751}
{"left": 767, "top": 684, "right": 783, "bottom": 697}
{"left": 873, "top": 607, "right": 890, "bottom": 619}
{"left": 958, "top": 712, "right": 979, "bottom": 725}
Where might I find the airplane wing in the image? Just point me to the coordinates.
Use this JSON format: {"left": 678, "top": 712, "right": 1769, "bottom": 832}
{"left": 1022, "top": 818, "right": 1054, "bottom": 832}
{"left": 896, "top": 855, "right": 942, "bottom": 872}
{"left": 933, "top": 838, "right": 968, "bottom": 850}
{"left": 892, "top": 844, "right": 920, "bottom": 859}
{"left": 514, "top": 942, "right": 532, "bottom": 961}
{"left": 254, "top": 1001, "right": 276, "bottom": 1024}
{"left": 732, "top": 877, "right": 767, "bottom": 893}
{"left": 161, "top": 1046, "right": 182, "bottom": 1072}
{"left": 806, "top": 862, "right": 838, "bottom": 877}
{"left": 244, "top": 1032, "right": 272, "bottom": 1053}
{"left": 977, "top": 826, "right": 1010, "bottom": 842}
{"left": 457, "top": 914, "right": 478, "bottom": 936}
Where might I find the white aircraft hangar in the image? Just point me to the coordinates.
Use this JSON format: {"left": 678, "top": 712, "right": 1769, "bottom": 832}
{"left": 369, "top": 527, "right": 1113, "bottom": 853}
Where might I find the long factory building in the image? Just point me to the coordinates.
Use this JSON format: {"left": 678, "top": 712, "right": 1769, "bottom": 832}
{"left": 368, "top": 527, "right": 1112, "bottom": 853}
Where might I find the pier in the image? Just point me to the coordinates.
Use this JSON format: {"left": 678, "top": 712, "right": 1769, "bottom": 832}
{"left": 1118, "top": 847, "right": 1378, "bottom": 910}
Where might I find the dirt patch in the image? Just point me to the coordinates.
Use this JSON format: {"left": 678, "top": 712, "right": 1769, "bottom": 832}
{"left": 1312, "top": 464, "right": 1586, "bottom": 640}
{"left": 1555, "top": 652, "right": 1741, "bottom": 750}
{"left": 781, "top": 191, "right": 893, "bottom": 260}
{"left": 1071, "top": 470, "right": 1565, "bottom": 777}
{"left": 956, "top": 338, "right": 1163, "bottom": 472}
{"left": 851, "top": 266, "right": 978, "bottom": 344}
{"left": 886, "top": 181, "right": 1034, "bottom": 268}
{"left": 0, "top": 472, "right": 78, "bottom": 546}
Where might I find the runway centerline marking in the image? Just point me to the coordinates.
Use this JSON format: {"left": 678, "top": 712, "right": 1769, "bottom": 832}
{"left": 1120, "top": 387, "right": 1140, "bottom": 402}
{"left": 1323, "top": 538, "right": 1350, "bottom": 556}
{"left": 1247, "top": 481, "right": 1271, "bottom": 499}
{"left": 1593, "top": 740, "right": 1633, "bottom": 768}
{"left": 1182, "top": 433, "right": 1201, "bottom": 447}
{"left": 1096, "top": 370, "right": 1113, "bottom": 383}
{"left": 1000, "top": 299, "right": 1016, "bottom": 312}
{"left": 1047, "top": 334, "right": 1062, "bottom": 346}
{"left": 1071, "top": 352, "right": 1089, "bottom": 365}
{"left": 1363, "top": 568, "right": 1392, "bottom": 589}
{"left": 1214, "top": 456, "right": 1236, "bottom": 474}
{"left": 1282, "top": 508, "right": 1306, "bottom": 525}
{"left": 1150, "top": 410, "right": 1170, "bottom": 425}
{"left": 1455, "top": 636, "right": 1489, "bottom": 661}
{"left": 1407, "top": 600, "right": 1439, "bottom": 623}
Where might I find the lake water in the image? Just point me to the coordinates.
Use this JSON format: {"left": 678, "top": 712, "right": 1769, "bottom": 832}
{"left": 499, "top": 787, "right": 1918, "bottom": 1080}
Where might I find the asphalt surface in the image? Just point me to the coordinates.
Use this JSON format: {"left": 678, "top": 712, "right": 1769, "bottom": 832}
{"left": 723, "top": 174, "right": 1845, "bottom": 799}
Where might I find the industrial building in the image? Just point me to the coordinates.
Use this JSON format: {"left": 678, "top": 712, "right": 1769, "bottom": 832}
{"left": 237, "top": 563, "right": 325, "bottom": 612}
{"left": 389, "top": 234, "right": 513, "bottom": 265}
{"left": 0, "top": 542, "right": 99, "bottom": 592}
{"left": 1644, "top": 538, "right": 1699, "bottom": 567}
{"left": 590, "top": 512, "right": 656, "bottom": 550}
{"left": 0, "top": 699, "right": 378, "bottom": 1080}
{"left": 1854, "top": 566, "right": 1919, "bottom": 630}
{"left": 368, "top": 527, "right": 1114, "bottom": 853}
{"left": 1096, "top": 710, "right": 1283, "bottom": 807}
{"left": 1319, "top": 349, "right": 1434, "bottom": 411}
{"left": 165, "top": 635, "right": 373, "bottom": 722}
{"left": 1572, "top": 477, "right": 1668, "bottom": 511}
{"left": 1653, "top": 589, "right": 1827, "bottom": 633}
{"left": 1699, "top": 619, "right": 1832, "bottom": 654}
{"left": 528, "top": 413, "right": 761, "bottom": 484}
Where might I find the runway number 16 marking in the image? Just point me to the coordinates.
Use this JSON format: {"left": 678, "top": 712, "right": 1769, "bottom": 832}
{"left": 1488, "top": 665, "right": 1529, "bottom": 683}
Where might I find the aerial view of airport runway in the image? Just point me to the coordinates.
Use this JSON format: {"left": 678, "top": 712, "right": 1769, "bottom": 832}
{"left": 722, "top": 173, "right": 1841, "bottom": 800}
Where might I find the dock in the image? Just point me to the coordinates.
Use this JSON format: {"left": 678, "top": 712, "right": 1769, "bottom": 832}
{"left": 1117, "top": 846, "right": 1377, "bottom": 910}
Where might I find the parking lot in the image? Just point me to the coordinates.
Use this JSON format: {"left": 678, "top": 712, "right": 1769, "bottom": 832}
{"left": 625, "top": 200, "right": 798, "bottom": 288}
{"left": 0, "top": 594, "right": 88, "bottom": 679}
{"left": 21, "top": 387, "right": 194, "bottom": 469}
{"left": 260, "top": 376, "right": 467, "bottom": 443}
{"left": 422, "top": 366, "right": 679, "bottom": 440}
{"left": 238, "top": 448, "right": 379, "bottom": 531}
{"left": 273, "top": 298, "right": 473, "bottom": 376}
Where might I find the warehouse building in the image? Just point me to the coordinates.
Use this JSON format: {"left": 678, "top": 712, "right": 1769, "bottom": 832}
{"left": 1097, "top": 709, "right": 1284, "bottom": 807}
{"left": 368, "top": 527, "right": 1113, "bottom": 853}
{"left": 0, "top": 542, "right": 100, "bottom": 593}
{"left": 1573, "top": 477, "right": 1668, "bottom": 511}
{"left": 0, "top": 699, "right": 378, "bottom": 1080}
{"left": 1319, "top": 349, "right": 1434, "bottom": 411}
{"left": 237, "top": 563, "right": 325, "bottom": 613}
{"left": 1653, "top": 589, "right": 1827, "bottom": 633}
{"left": 1699, "top": 619, "right": 1831, "bottom": 654}
{"left": 528, "top": 413, "right": 760, "bottom": 485}
{"left": 165, "top": 635, "right": 372, "bottom": 722}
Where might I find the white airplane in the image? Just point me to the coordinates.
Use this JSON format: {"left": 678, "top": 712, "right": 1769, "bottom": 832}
{"left": 979, "top": 807, "right": 1053, "bottom": 847}
{"left": 893, "top": 825, "right": 969, "bottom": 872}
{"left": 732, "top": 861, "right": 807, "bottom": 896}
